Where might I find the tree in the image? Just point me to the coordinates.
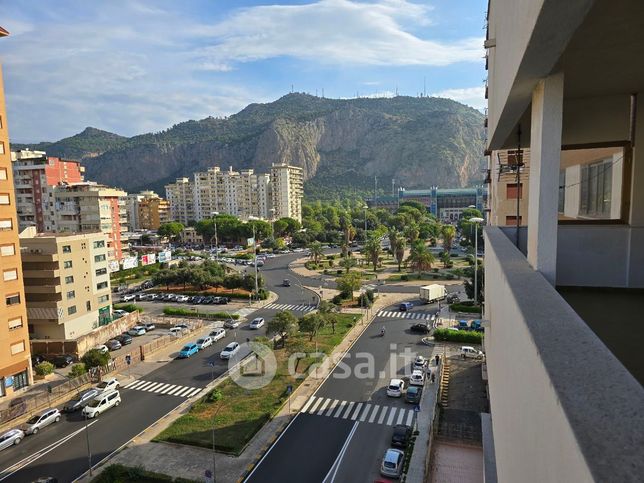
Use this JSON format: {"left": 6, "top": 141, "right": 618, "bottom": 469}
{"left": 308, "top": 241, "right": 324, "bottom": 264}
{"left": 399, "top": 200, "right": 426, "bottom": 213}
{"left": 158, "top": 222, "right": 184, "bottom": 241}
{"left": 440, "top": 251, "right": 452, "bottom": 268}
{"left": 404, "top": 224, "right": 420, "bottom": 243}
{"left": 464, "top": 263, "right": 484, "bottom": 303}
{"left": 394, "top": 235, "right": 406, "bottom": 272}
{"left": 68, "top": 363, "right": 87, "bottom": 379}
{"left": 339, "top": 256, "right": 357, "bottom": 273}
{"left": 459, "top": 208, "right": 484, "bottom": 247}
{"left": 81, "top": 349, "right": 110, "bottom": 369}
{"left": 299, "top": 313, "right": 326, "bottom": 341}
{"left": 364, "top": 237, "right": 382, "bottom": 272}
{"left": 407, "top": 240, "right": 435, "bottom": 274}
{"left": 336, "top": 272, "right": 362, "bottom": 299}
{"left": 442, "top": 225, "right": 456, "bottom": 252}
{"left": 267, "top": 311, "right": 299, "bottom": 339}
{"left": 388, "top": 228, "right": 399, "bottom": 258}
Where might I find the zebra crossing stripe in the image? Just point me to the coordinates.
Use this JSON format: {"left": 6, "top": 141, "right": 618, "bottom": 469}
{"left": 153, "top": 383, "right": 172, "bottom": 393}
{"left": 333, "top": 400, "right": 347, "bottom": 418}
{"left": 386, "top": 408, "right": 398, "bottom": 426}
{"left": 396, "top": 409, "right": 406, "bottom": 425}
{"left": 377, "top": 406, "right": 389, "bottom": 425}
{"left": 325, "top": 399, "right": 339, "bottom": 417}
{"left": 351, "top": 403, "right": 363, "bottom": 420}
{"left": 124, "top": 380, "right": 141, "bottom": 389}
{"left": 406, "top": 410, "right": 414, "bottom": 426}
{"left": 165, "top": 386, "right": 184, "bottom": 396}
{"left": 144, "top": 382, "right": 165, "bottom": 392}
{"left": 135, "top": 381, "right": 157, "bottom": 391}
{"left": 317, "top": 398, "right": 331, "bottom": 415}
{"left": 359, "top": 404, "right": 372, "bottom": 422}
{"left": 309, "top": 397, "right": 323, "bottom": 414}
{"left": 342, "top": 402, "right": 355, "bottom": 419}
{"left": 301, "top": 396, "right": 316, "bottom": 413}
{"left": 185, "top": 388, "right": 202, "bottom": 398}
{"left": 176, "top": 387, "right": 195, "bottom": 397}
{"left": 368, "top": 405, "right": 380, "bottom": 423}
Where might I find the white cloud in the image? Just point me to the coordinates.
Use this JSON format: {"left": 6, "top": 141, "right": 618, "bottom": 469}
{"left": 191, "top": 0, "right": 483, "bottom": 70}
{"left": 431, "top": 86, "right": 486, "bottom": 110}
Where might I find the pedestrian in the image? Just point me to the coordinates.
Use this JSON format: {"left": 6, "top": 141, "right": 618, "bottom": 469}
{"left": 431, "top": 372, "right": 436, "bottom": 384}
{"left": 435, "top": 354, "right": 440, "bottom": 366}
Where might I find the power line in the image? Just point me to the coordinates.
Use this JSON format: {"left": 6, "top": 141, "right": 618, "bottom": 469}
{"left": 558, "top": 153, "right": 623, "bottom": 190}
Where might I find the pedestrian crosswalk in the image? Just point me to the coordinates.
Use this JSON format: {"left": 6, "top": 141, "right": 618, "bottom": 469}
{"left": 300, "top": 396, "right": 416, "bottom": 427}
{"left": 264, "top": 303, "right": 315, "bottom": 312}
{"left": 123, "top": 379, "right": 203, "bottom": 398}
{"left": 377, "top": 310, "right": 433, "bottom": 320}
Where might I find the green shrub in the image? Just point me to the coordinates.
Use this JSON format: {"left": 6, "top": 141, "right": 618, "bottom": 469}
{"left": 326, "top": 255, "right": 335, "bottom": 260}
{"left": 401, "top": 274, "right": 409, "bottom": 281}
{"left": 257, "top": 288, "right": 268, "bottom": 300}
{"left": 366, "top": 289, "right": 375, "bottom": 302}
{"left": 34, "top": 361, "right": 55, "bottom": 376}
{"left": 68, "top": 363, "right": 87, "bottom": 379}
{"left": 113, "top": 303, "right": 143, "bottom": 313}
{"left": 323, "top": 269, "right": 329, "bottom": 274}
{"left": 162, "top": 307, "right": 240, "bottom": 319}
{"left": 331, "top": 294, "right": 344, "bottom": 305}
{"left": 357, "top": 292, "right": 372, "bottom": 308}
{"left": 328, "top": 259, "right": 334, "bottom": 267}
{"left": 433, "top": 328, "right": 483, "bottom": 344}
{"left": 450, "top": 303, "right": 482, "bottom": 314}
{"left": 91, "top": 463, "right": 199, "bottom": 483}
{"left": 81, "top": 349, "right": 110, "bottom": 369}
{"left": 336, "top": 269, "right": 342, "bottom": 275}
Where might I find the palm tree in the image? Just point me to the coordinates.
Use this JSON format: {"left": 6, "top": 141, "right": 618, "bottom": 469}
{"left": 442, "top": 225, "right": 456, "bottom": 252}
{"left": 308, "top": 241, "right": 324, "bottom": 264}
{"left": 404, "top": 224, "right": 420, "bottom": 243}
{"left": 364, "top": 237, "right": 382, "bottom": 272}
{"left": 394, "top": 235, "right": 406, "bottom": 272}
{"left": 388, "top": 228, "right": 399, "bottom": 258}
{"left": 407, "top": 240, "right": 435, "bottom": 274}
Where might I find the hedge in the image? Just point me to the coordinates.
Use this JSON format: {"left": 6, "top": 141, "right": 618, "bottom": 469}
{"left": 113, "top": 303, "right": 144, "bottom": 313}
{"left": 450, "top": 303, "right": 482, "bottom": 314}
{"left": 162, "top": 307, "right": 239, "bottom": 320}
{"left": 433, "top": 328, "right": 483, "bottom": 344}
{"left": 34, "top": 361, "right": 55, "bottom": 376}
{"left": 91, "top": 464, "right": 198, "bottom": 483}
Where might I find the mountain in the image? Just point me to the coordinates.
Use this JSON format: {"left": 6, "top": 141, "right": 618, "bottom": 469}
{"left": 11, "top": 94, "right": 486, "bottom": 199}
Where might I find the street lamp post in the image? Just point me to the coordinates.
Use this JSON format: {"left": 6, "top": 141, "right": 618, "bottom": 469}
{"left": 468, "top": 216, "right": 484, "bottom": 304}
{"left": 84, "top": 412, "right": 92, "bottom": 477}
{"left": 364, "top": 205, "right": 368, "bottom": 242}
{"left": 211, "top": 212, "right": 219, "bottom": 262}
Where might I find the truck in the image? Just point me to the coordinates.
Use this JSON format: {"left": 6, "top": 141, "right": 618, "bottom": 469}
{"left": 419, "top": 284, "right": 446, "bottom": 304}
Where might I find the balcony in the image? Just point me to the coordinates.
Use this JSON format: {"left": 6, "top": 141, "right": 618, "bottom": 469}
{"left": 24, "top": 284, "right": 62, "bottom": 294}
{"left": 483, "top": 226, "right": 644, "bottom": 483}
{"left": 22, "top": 269, "right": 60, "bottom": 278}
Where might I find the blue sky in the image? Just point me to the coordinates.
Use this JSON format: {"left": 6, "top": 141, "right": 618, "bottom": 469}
{"left": 0, "top": 0, "right": 486, "bottom": 142}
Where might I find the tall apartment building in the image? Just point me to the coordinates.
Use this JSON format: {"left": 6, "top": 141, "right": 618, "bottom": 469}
{"left": 11, "top": 149, "right": 84, "bottom": 232}
{"left": 270, "top": 163, "right": 303, "bottom": 222}
{"left": 165, "top": 177, "right": 194, "bottom": 225}
{"left": 483, "top": 1, "right": 644, "bottom": 482}
{"left": 125, "top": 191, "right": 168, "bottom": 231}
{"left": 20, "top": 228, "right": 112, "bottom": 339}
{"left": 0, "top": 26, "right": 33, "bottom": 397}
{"left": 125, "top": 192, "right": 143, "bottom": 231}
{"left": 52, "top": 183, "right": 128, "bottom": 262}
{"left": 488, "top": 149, "right": 531, "bottom": 226}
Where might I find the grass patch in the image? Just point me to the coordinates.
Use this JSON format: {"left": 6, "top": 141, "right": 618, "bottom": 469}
{"left": 433, "top": 328, "right": 483, "bottom": 344}
{"left": 162, "top": 307, "right": 239, "bottom": 319}
{"left": 91, "top": 464, "right": 198, "bottom": 483}
{"left": 155, "top": 314, "right": 359, "bottom": 454}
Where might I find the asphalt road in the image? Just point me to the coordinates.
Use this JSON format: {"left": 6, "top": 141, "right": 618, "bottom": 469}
{"left": 245, "top": 298, "right": 442, "bottom": 483}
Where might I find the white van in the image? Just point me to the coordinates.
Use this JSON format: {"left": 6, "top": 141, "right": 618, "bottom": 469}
{"left": 82, "top": 390, "right": 121, "bottom": 418}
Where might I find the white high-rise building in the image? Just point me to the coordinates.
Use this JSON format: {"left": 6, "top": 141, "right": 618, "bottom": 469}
{"left": 270, "top": 163, "right": 303, "bottom": 222}
{"left": 165, "top": 177, "right": 195, "bottom": 225}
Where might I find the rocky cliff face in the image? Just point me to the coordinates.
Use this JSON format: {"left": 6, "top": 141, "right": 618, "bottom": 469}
{"left": 14, "top": 94, "right": 486, "bottom": 198}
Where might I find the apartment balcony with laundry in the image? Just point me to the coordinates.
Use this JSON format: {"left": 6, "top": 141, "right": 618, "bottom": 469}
{"left": 483, "top": 1, "right": 644, "bottom": 482}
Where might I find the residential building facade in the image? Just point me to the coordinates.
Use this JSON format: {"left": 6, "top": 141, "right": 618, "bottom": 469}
{"left": 20, "top": 228, "right": 112, "bottom": 339}
{"left": 483, "top": 1, "right": 644, "bottom": 482}
{"left": 270, "top": 163, "right": 303, "bottom": 222}
{"left": 138, "top": 192, "right": 169, "bottom": 230}
{"left": 51, "top": 183, "right": 128, "bottom": 262}
{"left": 11, "top": 149, "right": 84, "bottom": 232}
{"left": 165, "top": 177, "right": 194, "bottom": 225}
{"left": 488, "top": 149, "right": 530, "bottom": 226}
{"left": 0, "top": 26, "right": 33, "bottom": 397}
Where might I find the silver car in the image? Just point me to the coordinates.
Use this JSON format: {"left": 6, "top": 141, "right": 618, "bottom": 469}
{"left": 0, "top": 429, "right": 25, "bottom": 451}
{"left": 21, "top": 408, "right": 61, "bottom": 435}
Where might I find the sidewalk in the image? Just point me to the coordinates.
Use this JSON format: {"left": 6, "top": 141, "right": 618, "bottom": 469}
{"left": 81, "top": 291, "right": 416, "bottom": 483}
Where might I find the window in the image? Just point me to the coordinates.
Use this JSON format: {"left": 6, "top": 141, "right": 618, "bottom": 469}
{"left": 65, "top": 275, "right": 74, "bottom": 284}
{"left": 558, "top": 170, "right": 566, "bottom": 213}
{"left": 93, "top": 240, "right": 105, "bottom": 249}
{"left": 94, "top": 254, "right": 106, "bottom": 263}
{"left": 0, "top": 194, "right": 9, "bottom": 205}
{"left": 506, "top": 183, "right": 523, "bottom": 200}
{"left": 62, "top": 245, "right": 72, "bottom": 253}
{"left": 66, "top": 290, "right": 75, "bottom": 300}
{"left": 95, "top": 267, "right": 107, "bottom": 276}
{"left": 3, "top": 269, "right": 18, "bottom": 282}
{"left": 5, "top": 293, "right": 20, "bottom": 305}
{"left": 8, "top": 317, "right": 23, "bottom": 330}
{"left": 98, "top": 294, "right": 110, "bottom": 303}
{"left": 0, "top": 219, "right": 12, "bottom": 231}
{"left": 505, "top": 215, "right": 523, "bottom": 226}
{"left": 63, "top": 260, "right": 73, "bottom": 269}
{"left": 0, "top": 244, "right": 15, "bottom": 256}
{"left": 96, "top": 281, "right": 108, "bottom": 290}
{"left": 0, "top": 141, "right": 4, "bottom": 155}
{"left": 67, "top": 305, "right": 77, "bottom": 315}
{"left": 86, "top": 301, "right": 91, "bottom": 311}
{"left": 580, "top": 160, "right": 612, "bottom": 218}
{"left": 10, "top": 341, "right": 25, "bottom": 355}
{"left": 0, "top": 168, "right": 6, "bottom": 180}
{"left": 12, "top": 370, "right": 28, "bottom": 390}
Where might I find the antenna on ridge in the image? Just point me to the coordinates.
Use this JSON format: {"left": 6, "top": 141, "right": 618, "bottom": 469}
{"left": 395, "top": 85, "right": 398, "bottom": 96}
{"left": 322, "top": 88, "right": 325, "bottom": 98}
{"left": 291, "top": 84, "right": 294, "bottom": 93}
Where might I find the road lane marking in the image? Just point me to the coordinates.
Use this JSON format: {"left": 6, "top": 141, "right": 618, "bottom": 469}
{"left": 317, "top": 398, "right": 331, "bottom": 415}
{"left": 342, "top": 401, "right": 355, "bottom": 419}
{"left": 350, "top": 402, "right": 363, "bottom": 420}
{"left": 124, "top": 380, "right": 144, "bottom": 389}
{"left": 184, "top": 387, "right": 202, "bottom": 398}
{"left": 386, "top": 407, "right": 398, "bottom": 426}
{"left": 143, "top": 382, "right": 164, "bottom": 392}
{"left": 377, "top": 406, "right": 389, "bottom": 425}
{"left": 325, "top": 399, "right": 339, "bottom": 417}
{"left": 358, "top": 403, "right": 371, "bottom": 422}
{"left": 322, "top": 421, "right": 359, "bottom": 483}
{"left": 406, "top": 409, "right": 414, "bottom": 426}
{"left": 134, "top": 381, "right": 156, "bottom": 391}
{"left": 165, "top": 385, "right": 183, "bottom": 396}
{"left": 368, "top": 405, "right": 380, "bottom": 423}
{"left": 153, "top": 383, "right": 172, "bottom": 393}
{"left": 333, "top": 400, "right": 347, "bottom": 418}
{"left": 175, "top": 387, "right": 194, "bottom": 397}
{"left": 308, "top": 397, "right": 323, "bottom": 413}
{"left": 301, "top": 396, "right": 316, "bottom": 413}
{"left": 396, "top": 409, "right": 406, "bottom": 425}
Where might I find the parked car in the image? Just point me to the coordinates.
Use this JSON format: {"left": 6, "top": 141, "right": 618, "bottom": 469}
{"left": 31, "top": 354, "right": 45, "bottom": 366}
{"left": 0, "top": 429, "right": 24, "bottom": 451}
{"left": 82, "top": 390, "right": 121, "bottom": 419}
{"left": 115, "top": 334, "right": 133, "bottom": 345}
{"left": 409, "top": 370, "right": 426, "bottom": 386}
{"left": 460, "top": 346, "right": 484, "bottom": 359}
{"left": 446, "top": 293, "right": 460, "bottom": 304}
{"left": 224, "top": 320, "right": 240, "bottom": 329}
{"left": 47, "top": 354, "right": 74, "bottom": 368}
{"left": 144, "top": 322, "right": 156, "bottom": 331}
{"left": 178, "top": 343, "right": 199, "bottom": 358}
{"left": 93, "top": 344, "right": 109, "bottom": 355}
{"left": 120, "top": 294, "right": 136, "bottom": 302}
{"left": 405, "top": 385, "right": 422, "bottom": 404}
{"left": 380, "top": 448, "right": 405, "bottom": 478}
{"left": 391, "top": 424, "right": 412, "bottom": 448}
{"left": 112, "top": 309, "right": 128, "bottom": 318}
{"left": 282, "top": 279, "right": 291, "bottom": 287}
{"left": 21, "top": 409, "right": 61, "bottom": 435}
{"left": 169, "top": 327, "right": 183, "bottom": 335}
{"left": 176, "top": 295, "right": 190, "bottom": 302}
{"left": 469, "top": 319, "right": 483, "bottom": 332}
{"left": 220, "top": 342, "right": 240, "bottom": 359}
{"left": 209, "top": 328, "right": 226, "bottom": 342}
{"left": 457, "top": 320, "right": 470, "bottom": 331}
{"left": 214, "top": 297, "right": 229, "bottom": 305}
{"left": 95, "top": 377, "right": 119, "bottom": 394}
{"left": 413, "top": 355, "right": 427, "bottom": 370}
{"left": 105, "top": 339, "right": 122, "bottom": 351}
{"left": 387, "top": 379, "right": 405, "bottom": 397}
{"left": 128, "top": 325, "right": 146, "bottom": 336}
{"left": 399, "top": 302, "right": 414, "bottom": 312}
{"left": 410, "top": 323, "right": 430, "bottom": 334}
{"left": 249, "top": 317, "right": 265, "bottom": 329}
{"left": 63, "top": 389, "right": 100, "bottom": 412}
{"left": 195, "top": 337, "right": 213, "bottom": 350}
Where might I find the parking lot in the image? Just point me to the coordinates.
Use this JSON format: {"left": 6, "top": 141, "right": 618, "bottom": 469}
{"left": 119, "top": 293, "right": 248, "bottom": 317}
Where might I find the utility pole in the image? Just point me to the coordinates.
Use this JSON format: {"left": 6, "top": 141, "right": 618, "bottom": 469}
{"left": 253, "top": 225, "right": 259, "bottom": 301}
{"left": 84, "top": 413, "right": 93, "bottom": 477}
{"left": 374, "top": 176, "right": 378, "bottom": 207}
{"left": 391, "top": 179, "right": 395, "bottom": 196}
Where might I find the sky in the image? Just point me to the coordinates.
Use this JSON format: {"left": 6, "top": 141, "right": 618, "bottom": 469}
{"left": 0, "top": 0, "right": 487, "bottom": 142}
